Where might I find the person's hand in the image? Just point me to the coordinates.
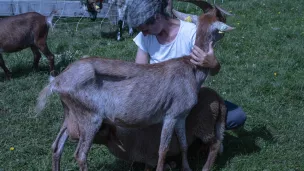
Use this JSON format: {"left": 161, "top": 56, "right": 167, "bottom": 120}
{"left": 190, "top": 42, "right": 220, "bottom": 76}
{"left": 190, "top": 42, "right": 218, "bottom": 68}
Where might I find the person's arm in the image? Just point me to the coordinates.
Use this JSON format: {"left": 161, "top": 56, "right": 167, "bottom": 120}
{"left": 135, "top": 47, "right": 150, "bottom": 64}
{"left": 190, "top": 42, "right": 221, "bottom": 76}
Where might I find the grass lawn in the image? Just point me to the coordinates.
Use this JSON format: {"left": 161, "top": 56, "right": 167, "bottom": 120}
{"left": 0, "top": 0, "right": 304, "bottom": 170}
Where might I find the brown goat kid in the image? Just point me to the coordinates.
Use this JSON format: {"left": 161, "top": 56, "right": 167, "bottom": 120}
{"left": 94, "top": 87, "right": 227, "bottom": 171}
{"left": 36, "top": 1, "right": 233, "bottom": 171}
{"left": 0, "top": 12, "right": 56, "bottom": 80}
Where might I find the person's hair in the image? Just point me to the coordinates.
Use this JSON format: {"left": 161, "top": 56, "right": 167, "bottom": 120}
{"left": 143, "top": 0, "right": 170, "bottom": 25}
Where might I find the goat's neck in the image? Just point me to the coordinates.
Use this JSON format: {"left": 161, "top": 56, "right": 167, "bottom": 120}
{"left": 192, "top": 20, "right": 213, "bottom": 88}
{"left": 194, "top": 65, "right": 209, "bottom": 90}
{"left": 194, "top": 25, "right": 212, "bottom": 52}
{"left": 182, "top": 56, "right": 209, "bottom": 91}
{"left": 195, "top": 12, "right": 217, "bottom": 51}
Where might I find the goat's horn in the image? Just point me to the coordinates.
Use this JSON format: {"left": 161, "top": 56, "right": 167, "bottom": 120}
{"left": 215, "top": 5, "right": 234, "bottom": 16}
{"left": 177, "top": 0, "right": 213, "bottom": 13}
{"left": 172, "top": 9, "right": 198, "bottom": 24}
{"left": 212, "top": 21, "right": 235, "bottom": 32}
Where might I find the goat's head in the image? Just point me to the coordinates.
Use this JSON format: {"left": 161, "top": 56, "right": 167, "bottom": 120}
{"left": 173, "top": 0, "right": 234, "bottom": 51}
{"left": 84, "top": 0, "right": 103, "bottom": 21}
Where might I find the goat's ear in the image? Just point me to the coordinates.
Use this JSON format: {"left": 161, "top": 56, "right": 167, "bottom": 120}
{"left": 215, "top": 5, "right": 234, "bottom": 16}
{"left": 214, "top": 5, "right": 234, "bottom": 23}
{"left": 172, "top": 9, "right": 198, "bottom": 24}
{"left": 211, "top": 21, "right": 235, "bottom": 32}
{"left": 178, "top": 0, "right": 213, "bottom": 13}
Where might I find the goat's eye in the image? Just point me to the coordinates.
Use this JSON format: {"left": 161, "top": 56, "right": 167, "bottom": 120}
{"left": 212, "top": 30, "right": 225, "bottom": 43}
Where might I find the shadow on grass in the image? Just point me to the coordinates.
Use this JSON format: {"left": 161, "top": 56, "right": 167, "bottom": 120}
{"left": 187, "top": 126, "right": 275, "bottom": 170}
{"left": 0, "top": 64, "right": 49, "bottom": 81}
{"left": 94, "top": 160, "right": 146, "bottom": 171}
{"left": 0, "top": 56, "right": 75, "bottom": 81}
{"left": 97, "top": 126, "right": 274, "bottom": 171}
{"left": 215, "top": 126, "right": 275, "bottom": 170}
{"left": 100, "top": 30, "right": 119, "bottom": 39}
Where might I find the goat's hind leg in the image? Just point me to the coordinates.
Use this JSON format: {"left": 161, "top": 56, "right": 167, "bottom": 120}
{"left": 116, "top": 3, "right": 125, "bottom": 41}
{"left": 117, "top": 20, "right": 123, "bottom": 41}
{"left": 35, "top": 38, "right": 56, "bottom": 76}
{"left": 74, "top": 117, "right": 103, "bottom": 171}
{"left": 175, "top": 119, "right": 192, "bottom": 171}
{"left": 52, "top": 123, "right": 69, "bottom": 171}
{"left": 30, "top": 45, "right": 42, "bottom": 71}
{"left": 0, "top": 53, "right": 12, "bottom": 80}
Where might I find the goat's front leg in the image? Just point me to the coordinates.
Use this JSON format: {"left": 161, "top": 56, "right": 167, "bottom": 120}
{"left": 0, "top": 53, "right": 12, "bottom": 80}
{"left": 175, "top": 118, "right": 192, "bottom": 171}
{"left": 156, "top": 118, "right": 177, "bottom": 171}
{"left": 30, "top": 45, "right": 42, "bottom": 71}
{"left": 35, "top": 38, "right": 56, "bottom": 76}
{"left": 128, "top": 27, "right": 133, "bottom": 36}
{"left": 128, "top": 22, "right": 134, "bottom": 36}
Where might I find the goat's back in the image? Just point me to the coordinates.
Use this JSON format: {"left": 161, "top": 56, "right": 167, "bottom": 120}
{"left": 0, "top": 12, "right": 49, "bottom": 52}
{"left": 51, "top": 57, "right": 201, "bottom": 127}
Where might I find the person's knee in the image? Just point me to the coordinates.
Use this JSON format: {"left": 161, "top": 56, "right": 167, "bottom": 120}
{"left": 225, "top": 101, "right": 247, "bottom": 130}
{"left": 232, "top": 108, "right": 247, "bottom": 126}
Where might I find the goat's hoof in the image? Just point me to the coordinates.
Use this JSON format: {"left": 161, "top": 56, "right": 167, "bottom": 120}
{"left": 182, "top": 168, "right": 192, "bottom": 171}
{"left": 164, "top": 161, "right": 177, "bottom": 170}
{"left": 117, "top": 35, "right": 123, "bottom": 41}
{"left": 50, "top": 70, "right": 59, "bottom": 77}
{"left": 5, "top": 73, "right": 12, "bottom": 81}
{"left": 5, "top": 76, "right": 11, "bottom": 81}
{"left": 32, "top": 66, "right": 40, "bottom": 72}
{"left": 117, "top": 37, "right": 124, "bottom": 41}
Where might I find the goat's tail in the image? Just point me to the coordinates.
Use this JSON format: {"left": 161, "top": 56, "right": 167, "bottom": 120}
{"left": 35, "top": 82, "right": 55, "bottom": 115}
{"left": 46, "top": 10, "right": 57, "bottom": 28}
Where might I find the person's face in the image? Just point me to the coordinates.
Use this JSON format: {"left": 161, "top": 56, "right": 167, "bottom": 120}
{"left": 136, "top": 14, "right": 163, "bottom": 36}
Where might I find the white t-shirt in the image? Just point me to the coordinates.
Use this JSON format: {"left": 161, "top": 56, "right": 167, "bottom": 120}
{"left": 133, "top": 20, "right": 197, "bottom": 64}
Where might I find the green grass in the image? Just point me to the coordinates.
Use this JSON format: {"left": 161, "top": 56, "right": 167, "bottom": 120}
{"left": 1, "top": 0, "right": 304, "bottom": 170}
